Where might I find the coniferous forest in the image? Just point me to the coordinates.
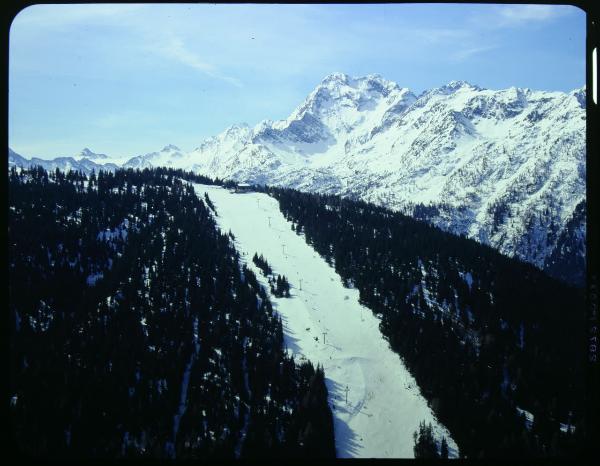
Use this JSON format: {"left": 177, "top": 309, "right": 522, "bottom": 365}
{"left": 268, "top": 186, "right": 588, "bottom": 458}
{"left": 8, "top": 165, "right": 590, "bottom": 459}
{"left": 8, "top": 167, "right": 335, "bottom": 459}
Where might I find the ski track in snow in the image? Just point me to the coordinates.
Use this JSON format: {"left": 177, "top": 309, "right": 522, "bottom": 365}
{"left": 194, "top": 184, "right": 458, "bottom": 458}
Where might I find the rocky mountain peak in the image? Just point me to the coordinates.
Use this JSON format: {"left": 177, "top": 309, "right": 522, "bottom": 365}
{"left": 161, "top": 144, "right": 181, "bottom": 152}
{"left": 571, "top": 86, "right": 586, "bottom": 108}
{"left": 78, "top": 148, "right": 108, "bottom": 160}
{"left": 320, "top": 72, "right": 351, "bottom": 85}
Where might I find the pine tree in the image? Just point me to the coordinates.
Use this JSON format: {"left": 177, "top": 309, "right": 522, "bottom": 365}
{"left": 440, "top": 436, "right": 449, "bottom": 459}
{"left": 413, "top": 421, "right": 439, "bottom": 458}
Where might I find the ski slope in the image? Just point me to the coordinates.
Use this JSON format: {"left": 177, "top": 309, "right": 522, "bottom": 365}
{"left": 194, "top": 183, "right": 458, "bottom": 458}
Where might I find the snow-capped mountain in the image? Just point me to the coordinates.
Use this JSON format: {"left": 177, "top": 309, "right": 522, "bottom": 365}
{"left": 8, "top": 73, "right": 586, "bottom": 284}
{"left": 186, "top": 73, "right": 586, "bottom": 285}
{"left": 543, "top": 200, "right": 586, "bottom": 286}
{"left": 8, "top": 148, "right": 28, "bottom": 167}
{"left": 123, "top": 144, "right": 185, "bottom": 169}
{"left": 9, "top": 148, "right": 119, "bottom": 173}
{"left": 76, "top": 148, "right": 109, "bottom": 161}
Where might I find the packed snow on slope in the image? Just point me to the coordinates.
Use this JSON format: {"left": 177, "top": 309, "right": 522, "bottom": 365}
{"left": 560, "top": 422, "right": 575, "bottom": 434}
{"left": 195, "top": 184, "right": 458, "bottom": 458}
{"left": 516, "top": 406, "right": 534, "bottom": 430}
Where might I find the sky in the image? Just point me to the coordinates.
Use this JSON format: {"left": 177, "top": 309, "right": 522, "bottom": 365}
{"left": 9, "top": 3, "right": 586, "bottom": 159}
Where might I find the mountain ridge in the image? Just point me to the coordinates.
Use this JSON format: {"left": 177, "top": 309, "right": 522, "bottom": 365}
{"left": 8, "top": 73, "right": 586, "bottom": 285}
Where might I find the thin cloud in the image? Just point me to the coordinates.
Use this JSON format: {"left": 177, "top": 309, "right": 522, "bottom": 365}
{"left": 449, "top": 44, "right": 497, "bottom": 63}
{"left": 497, "top": 4, "right": 564, "bottom": 26}
{"left": 94, "top": 113, "right": 125, "bottom": 129}
{"left": 467, "top": 4, "right": 570, "bottom": 30}
{"left": 93, "top": 111, "right": 153, "bottom": 129}
{"left": 13, "top": 4, "right": 143, "bottom": 28}
{"left": 158, "top": 37, "right": 243, "bottom": 88}
{"left": 412, "top": 27, "right": 471, "bottom": 45}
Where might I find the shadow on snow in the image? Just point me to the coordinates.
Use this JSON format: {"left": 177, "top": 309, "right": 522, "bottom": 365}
{"left": 325, "top": 377, "right": 361, "bottom": 458}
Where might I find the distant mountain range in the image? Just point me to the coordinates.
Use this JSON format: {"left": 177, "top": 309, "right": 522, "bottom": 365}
{"left": 8, "top": 73, "right": 586, "bottom": 286}
{"left": 9, "top": 147, "right": 120, "bottom": 173}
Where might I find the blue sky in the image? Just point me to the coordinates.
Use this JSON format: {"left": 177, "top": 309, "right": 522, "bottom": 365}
{"left": 9, "top": 3, "right": 586, "bottom": 159}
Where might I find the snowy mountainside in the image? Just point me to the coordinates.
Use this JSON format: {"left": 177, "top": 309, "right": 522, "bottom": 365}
{"left": 185, "top": 74, "right": 587, "bottom": 285}
{"left": 123, "top": 144, "right": 186, "bottom": 169}
{"left": 118, "top": 73, "right": 586, "bottom": 284}
{"left": 8, "top": 148, "right": 28, "bottom": 167}
{"left": 8, "top": 73, "right": 586, "bottom": 284}
{"left": 543, "top": 200, "right": 586, "bottom": 286}
{"left": 9, "top": 148, "right": 119, "bottom": 173}
{"left": 76, "top": 148, "right": 109, "bottom": 161}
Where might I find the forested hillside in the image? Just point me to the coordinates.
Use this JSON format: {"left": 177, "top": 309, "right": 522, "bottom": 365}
{"left": 8, "top": 167, "right": 335, "bottom": 459}
{"left": 269, "top": 186, "right": 587, "bottom": 458}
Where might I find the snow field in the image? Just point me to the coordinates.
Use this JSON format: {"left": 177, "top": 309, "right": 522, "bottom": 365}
{"left": 194, "top": 184, "right": 457, "bottom": 458}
